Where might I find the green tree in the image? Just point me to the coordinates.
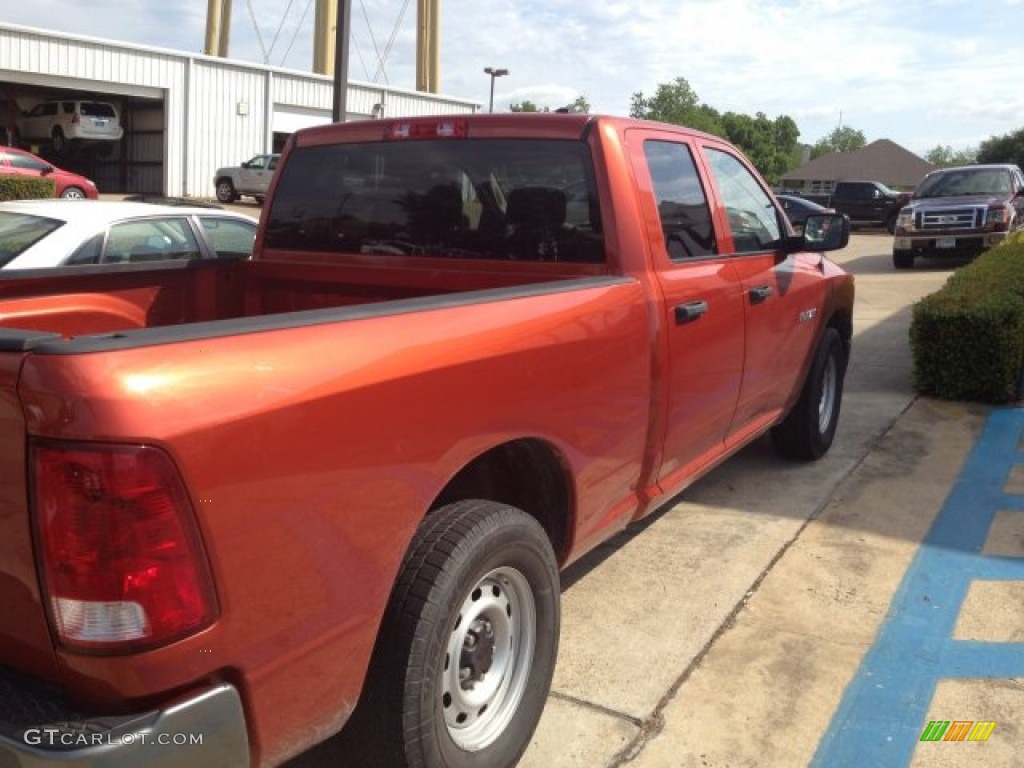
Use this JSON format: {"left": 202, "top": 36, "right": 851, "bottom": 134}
{"left": 629, "top": 77, "right": 724, "bottom": 136}
{"left": 630, "top": 76, "right": 801, "bottom": 182}
{"left": 568, "top": 95, "right": 591, "bottom": 113}
{"left": 810, "top": 126, "right": 867, "bottom": 159}
{"left": 977, "top": 127, "right": 1024, "bottom": 168}
{"left": 924, "top": 144, "right": 978, "bottom": 167}
{"left": 719, "top": 112, "right": 801, "bottom": 184}
{"left": 509, "top": 100, "right": 547, "bottom": 113}
{"left": 510, "top": 96, "right": 590, "bottom": 114}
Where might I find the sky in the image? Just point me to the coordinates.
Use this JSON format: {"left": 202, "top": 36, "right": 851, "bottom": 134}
{"left": 4, "top": 0, "right": 1024, "bottom": 157}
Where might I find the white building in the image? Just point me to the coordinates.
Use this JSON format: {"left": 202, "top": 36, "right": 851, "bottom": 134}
{"left": 0, "top": 22, "right": 480, "bottom": 197}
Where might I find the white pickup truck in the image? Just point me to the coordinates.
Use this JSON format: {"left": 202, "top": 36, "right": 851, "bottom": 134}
{"left": 213, "top": 153, "right": 280, "bottom": 204}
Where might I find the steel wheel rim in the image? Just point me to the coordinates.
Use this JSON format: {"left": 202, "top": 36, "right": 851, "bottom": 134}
{"left": 61, "top": 188, "right": 83, "bottom": 199}
{"left": 441, "top": 566, "right": 536, "bottom": 751}
{"left": 818, "top": 353, "right": 837, "bottom": 434}
{"left": 217, "top": 182, "right": 232, "bottom": 199}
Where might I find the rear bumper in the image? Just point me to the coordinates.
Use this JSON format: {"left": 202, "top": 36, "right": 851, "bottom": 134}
{"left": 894, "top": 232, "right": 1008, "bottom": 258}
{"left": 0, "top": 668, "right": 249, "bottom": 767}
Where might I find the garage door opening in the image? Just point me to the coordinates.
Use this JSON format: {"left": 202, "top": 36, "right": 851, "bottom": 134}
{"left": 2, "top": 84, "right": 165, "bottom": 195}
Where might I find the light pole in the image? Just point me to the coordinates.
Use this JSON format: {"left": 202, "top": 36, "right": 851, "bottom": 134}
{"left": 484, "top": 67, "right": 509, "bottom": 113}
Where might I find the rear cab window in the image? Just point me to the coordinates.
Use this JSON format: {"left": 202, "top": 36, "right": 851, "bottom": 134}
{"left": 265, "top": 138, "right": 605, "bottom": 264}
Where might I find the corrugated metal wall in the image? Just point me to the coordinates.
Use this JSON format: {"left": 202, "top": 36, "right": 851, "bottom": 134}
{"left": 189, "top": 61, "right": 269, "bottom": 200}
{"left": 0, "top": 22, "right": 480, "bottom": 198}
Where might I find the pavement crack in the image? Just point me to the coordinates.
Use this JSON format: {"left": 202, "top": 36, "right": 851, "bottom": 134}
{"left": 547, "top": 691, "right": 644, "bottom": 727}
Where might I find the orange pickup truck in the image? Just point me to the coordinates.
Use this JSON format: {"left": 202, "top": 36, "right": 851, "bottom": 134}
{"left": 0, "top": 113, "right": 853, "bottom": 768}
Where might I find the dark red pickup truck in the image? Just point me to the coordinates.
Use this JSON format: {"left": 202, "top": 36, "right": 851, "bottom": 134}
{"left": 0, "top": 113, "right": 853, "bottom": 768}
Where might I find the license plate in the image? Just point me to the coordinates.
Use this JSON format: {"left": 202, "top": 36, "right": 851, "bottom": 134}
{"left": 937, "top": 238, "right": 956, "bottom": 249}
{"left": 93, "top": 119, "right": 108, "bottom": 127}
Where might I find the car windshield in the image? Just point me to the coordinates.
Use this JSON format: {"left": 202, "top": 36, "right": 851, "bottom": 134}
{"left": 914, "top": 169, "right": 1012, "bottom": 198}
{"left": 80, "top": 102, "right": 116, "bottom": 118}
{"left": 0, "top": 212, "right": 64, "bottom": 267}
{"left": 264, "top": 138, "right": 605, "bottom": 263}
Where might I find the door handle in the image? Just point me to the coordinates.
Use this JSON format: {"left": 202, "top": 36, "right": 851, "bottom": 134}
{"left": 674, "top": 300, "right": 708, "bottom": 324}
{"left": 748, "top": 285, "right": 773, "bottom": 303}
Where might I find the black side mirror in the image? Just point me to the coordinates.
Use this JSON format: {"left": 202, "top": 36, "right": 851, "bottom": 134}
{"left": 801, "top": 213, "right": 850, "bottom": 251}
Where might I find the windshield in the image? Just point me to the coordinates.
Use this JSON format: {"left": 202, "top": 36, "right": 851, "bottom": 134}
{"left": 0, "top": 212, "right": 64, "bottom": 267}
{"left": 264, "top": 138, "right": 605, "bottom": 263}
{"left": 914, "top": 168, "right": 1012, "bottom": 199}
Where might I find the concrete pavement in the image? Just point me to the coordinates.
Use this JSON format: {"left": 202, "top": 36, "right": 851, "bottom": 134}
{"left": 521, "top": 237, "right": 1022, "bottom": 767}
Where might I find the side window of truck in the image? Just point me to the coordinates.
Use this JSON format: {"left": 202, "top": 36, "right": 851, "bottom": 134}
{"left": 703, "top": 148, "right": 781, "bottom": 254}
{"left": 643, "top": 140, "right": 716, "bottom": 259}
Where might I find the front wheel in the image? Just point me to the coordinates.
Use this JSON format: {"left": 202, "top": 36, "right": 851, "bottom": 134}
{"left": 215, "top": 179, "right": 237, "bottom": 203}
{"left": 771, "top": 327, "right": 846, "bottom": 461}
{"left": 337, "top": 500, "right": 560, "bottom": 768}
{"left": 60, "top": 186, "right": 86, "bottom": 199}
{"left": 893, "top": 249, "right": 914, "bottom": 269}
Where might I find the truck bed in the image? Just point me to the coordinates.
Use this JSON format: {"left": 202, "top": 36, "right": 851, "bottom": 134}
{"left": 0, "top": 257, "right": 608, "bottom": 347}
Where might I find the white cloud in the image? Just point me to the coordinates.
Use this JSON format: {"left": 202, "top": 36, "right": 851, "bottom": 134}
{"left": 2, "top": 0, "right": 1023, "bottom": 154}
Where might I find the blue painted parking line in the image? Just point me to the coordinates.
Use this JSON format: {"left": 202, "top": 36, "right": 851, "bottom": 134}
{"left": 811, "top": 407, "right": 1024, "bottom": 766}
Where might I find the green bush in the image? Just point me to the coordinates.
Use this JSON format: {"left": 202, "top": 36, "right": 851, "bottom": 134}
{"left": 910, "top": 240, "right": 1024, "bottom": 403}
{"left": 0, "top": 177, "right": 56, "bottom": 201}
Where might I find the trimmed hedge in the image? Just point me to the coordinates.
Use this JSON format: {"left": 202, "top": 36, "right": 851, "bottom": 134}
{"left": 910, "top": 238, "right": 1024, "bottom": 403}
{"left": 0, "top": 176, "right": 56, "bottom": 201}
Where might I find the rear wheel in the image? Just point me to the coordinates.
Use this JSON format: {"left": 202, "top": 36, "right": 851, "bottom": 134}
{"left": 215, "top": 179, "right": 237, "bottom": 203}
{"left": 893, "top": 249, "right": 914, "bottom": 269}
{"left": 337, "top": 500, "right": 560, "bottom": 768}
{"left": 51, "top": 128, "right": 66, "bottom": 154}
{"left": 771, "top": 327, "right": 846, "bottom": 461}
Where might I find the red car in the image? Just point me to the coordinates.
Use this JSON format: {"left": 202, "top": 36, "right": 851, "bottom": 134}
{"left": 0, "top": 145, "right": 98, "bottom": 198}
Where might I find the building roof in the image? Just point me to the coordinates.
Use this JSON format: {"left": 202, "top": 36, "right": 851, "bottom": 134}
{"left": 781, "top": 139, "right": 936, "bottom": 188}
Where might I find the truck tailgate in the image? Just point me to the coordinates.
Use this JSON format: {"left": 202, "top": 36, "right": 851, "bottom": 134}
{"left": 0, "top": 335, "right": 60, "bottom": 682}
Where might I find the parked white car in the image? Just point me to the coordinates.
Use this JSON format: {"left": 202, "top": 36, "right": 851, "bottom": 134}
{"left": 15, "top": 100, "right": 124, "bottom": 152}
{"left": 0, "top": 200, "right": 257, "bottom": 269}
{"left": 214, "top": 154, "right": 280, "bottom": 203}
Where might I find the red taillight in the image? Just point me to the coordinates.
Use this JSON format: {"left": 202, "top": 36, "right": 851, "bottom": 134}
{"left": 31, "top": 440, "right": 217, "bottom": 652}
{"left": 385, "top": 118, "right": 468, "bottom": 140}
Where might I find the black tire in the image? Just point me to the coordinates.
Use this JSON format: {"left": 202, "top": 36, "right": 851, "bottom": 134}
{"left": 337, "top": 500, "right": 560, "bottom": 768}
{"left": 893, "top": 249, "right": 914, "bottom": 269}
{"left": 51, "top": 128, "right": 65, "bottom": 154}
{"left": 215, "top": 178, "right": 237, "bottom": 203}
{"left": 771, "top": 328, "right": 846, "bottom": 461}
{"left": 60, "top": 186, "right": 86, "bottom": 199}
